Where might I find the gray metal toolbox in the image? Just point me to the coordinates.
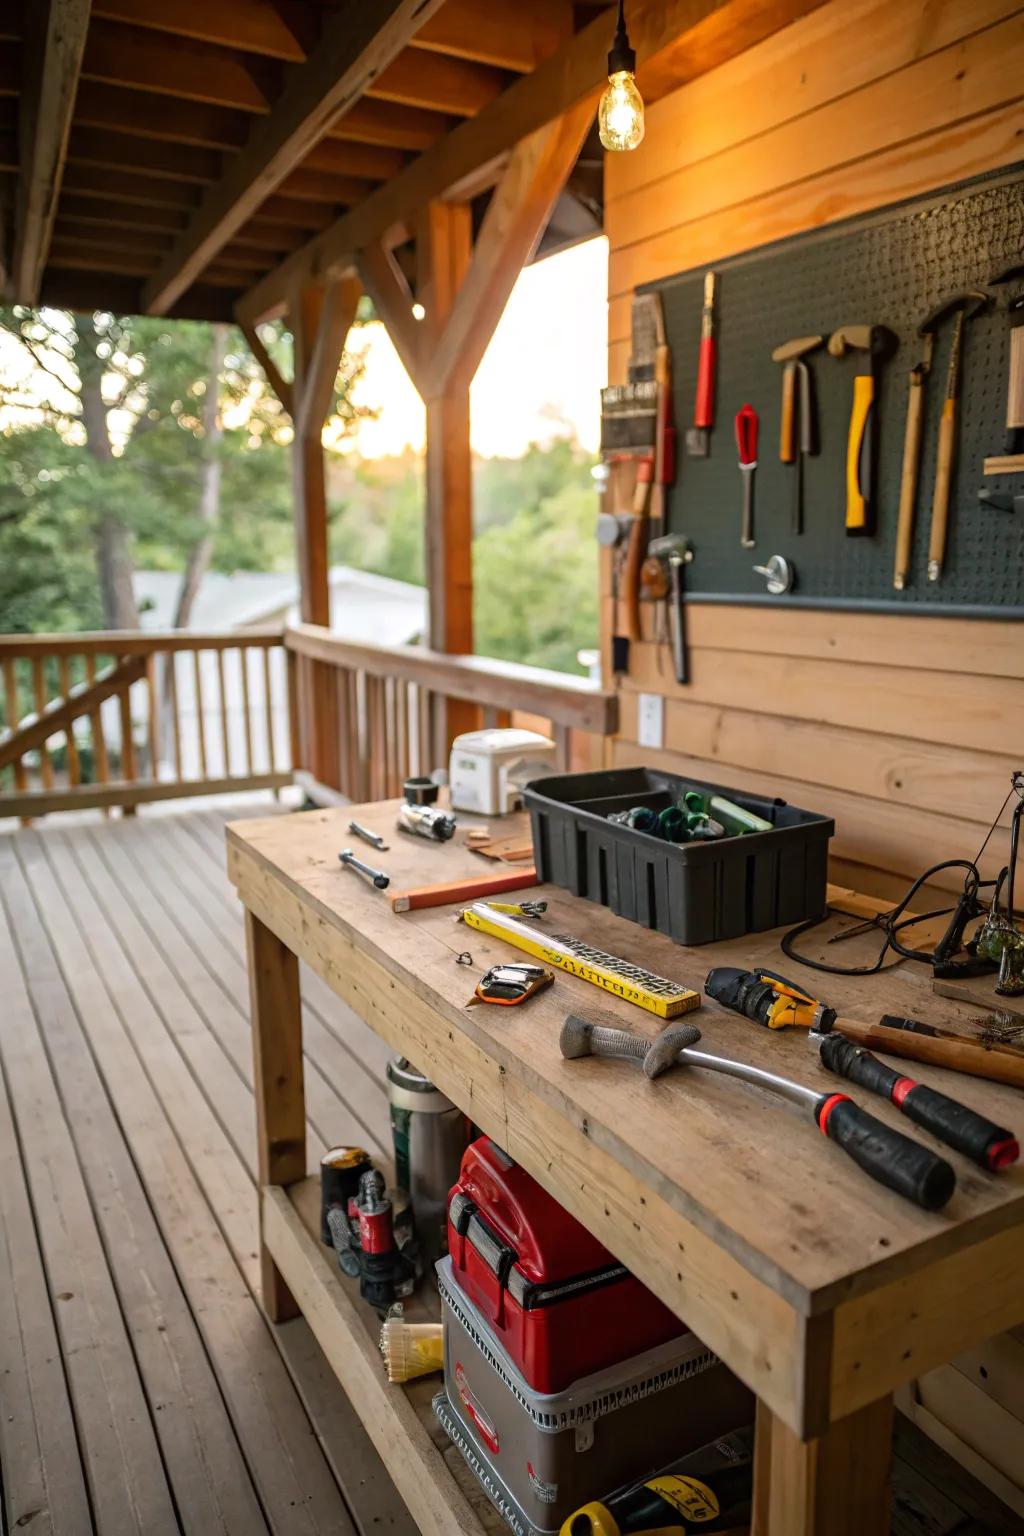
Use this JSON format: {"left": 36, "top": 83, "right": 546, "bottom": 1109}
{"left": 433, "top": 1257, "right": 752, "bottom": 1536}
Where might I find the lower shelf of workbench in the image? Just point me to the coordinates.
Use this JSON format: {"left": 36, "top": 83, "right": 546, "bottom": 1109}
{"left": 263, "top": 1176, "right": 505, "bottom": 1536}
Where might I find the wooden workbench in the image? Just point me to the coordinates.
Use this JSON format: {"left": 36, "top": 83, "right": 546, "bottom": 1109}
{"left": 228, "top": 801, "right": 1024, "bottom": 1536}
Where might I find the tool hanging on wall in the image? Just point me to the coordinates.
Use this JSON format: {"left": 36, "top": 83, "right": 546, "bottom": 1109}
{"left": 827, "top": 324, "right": 897, "bottom": 535}
{"left": 685, "top": 272, "right": 717, "bottom": 457}
{"left": 560, "top": 1013, "right": 956, "bottom": 1210}
{"left": 733, "top": 404, "right": 758, "bottom": 548}
{"left": 609, "top": 456, "right": 654, "bottom": 674}
{"left": 752, "top": 554, "right": 794, "bottom": 595}
{"left": 646, "top": 533, "right": 693, "bottom": 683}
{"left": 893, "top": 318, "right": 936, "bottom": 589}
{"left": 771, "top": 335, "right": 823, "bottom": 534}
{"left": 460, "top": 903, "right": 700, "bottom": 1018}
{"left": 991, "top": 264, "right": 1024, "bottom": 456}
{"left": 921, "top": 292, "right": 990, "bottom": 582}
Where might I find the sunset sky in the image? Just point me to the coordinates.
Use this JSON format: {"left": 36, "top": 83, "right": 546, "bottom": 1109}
{"left": 339, "top": 235, "right": 608, "bottom": 459}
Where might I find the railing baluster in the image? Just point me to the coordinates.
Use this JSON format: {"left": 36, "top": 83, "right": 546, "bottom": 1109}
{"left": 58, "top": 656, "right": 81, "bottom": 786}
{"left": 85, "top": 654, "right": 111, "bottom": 812}
{"left": 145, "top": 655, "right": 160, "bottom": 779}
{"left": 344, "top": 669, "right": 359, "bottom": 799}
{"left": 192, "top": 649, "right": 208, "bottom": 779}
{"left": 167, "top": 652, "right": 184, "bottom": 781}
{"left": 395, "top": 680, "right": 409, "bottom": 785}
{"left": 263, "top": 645, "right": 276, "bottom": 774}
{"left": 3, "top": 657, "right": 29, "bottom": 797}
{"left": 216, "top": 648, "right": 231, "bottom": 777}
{"left": 356, "top": 672, "right": 370, "bottom": 803}
{"left": 118, "top": 670, "right": 137, "bottom": 782}
{"left": 286, "top": 647, "right": 300, "bottom": 772}
{"left": 240, "top": 649, "right": 255, "bottom": 775}
{"left": 32, "top": 657, "right": 54, "bottom": 789}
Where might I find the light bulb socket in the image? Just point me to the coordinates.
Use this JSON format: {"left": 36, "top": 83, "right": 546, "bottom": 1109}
{"left": 608, "top": 0, "right": 636, "bottom": 75}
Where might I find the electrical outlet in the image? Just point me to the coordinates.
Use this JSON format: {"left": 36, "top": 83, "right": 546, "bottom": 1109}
{"left": 637, "top": 693, "right": 664, "bottom": 750}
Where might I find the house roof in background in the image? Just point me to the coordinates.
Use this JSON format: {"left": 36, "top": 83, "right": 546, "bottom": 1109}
{"left": 134, "top": 566, "right": 426, "bottom": 645}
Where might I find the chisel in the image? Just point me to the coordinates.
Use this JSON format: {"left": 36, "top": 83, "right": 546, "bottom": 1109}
{"left": 686, "top": 272, "right": 716, "bottom": 456}
{"left": 734, "top": 404, "right": 758, "bottom": 548}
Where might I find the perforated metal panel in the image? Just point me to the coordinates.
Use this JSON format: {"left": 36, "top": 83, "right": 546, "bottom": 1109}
{"left": 643, "top": 166, "right": 1024, "bottom": 616}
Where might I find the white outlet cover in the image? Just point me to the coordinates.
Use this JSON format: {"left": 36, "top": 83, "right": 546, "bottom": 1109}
{"left": 636, "top": 693, "right": 664, "bottom": 750}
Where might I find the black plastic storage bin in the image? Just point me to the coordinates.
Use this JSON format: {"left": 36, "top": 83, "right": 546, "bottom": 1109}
{"left": 525, "top": 767, "right": 834, "bottom": 946}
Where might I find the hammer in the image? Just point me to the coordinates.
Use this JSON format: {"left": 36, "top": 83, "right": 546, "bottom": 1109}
{"left": 917, "top": 291, "right": 989, "bottom": 582}
{"left": 771, "top": 335, "right": 823, "bottom": 534}
{"left": 991, "top": 265, "right": 1024, "bottom": 455}
{"left": 559, "top": 1013, "right": 955, "bottom": 1210}
{"left": 827, "top": 324, "right": 897, "bottom": 536}
{"left": 645, "top": 532, "right": 693, "bottom": 685}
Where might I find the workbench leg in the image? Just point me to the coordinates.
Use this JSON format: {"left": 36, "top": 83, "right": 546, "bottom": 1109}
{"left": 246, "top": 909, "right": 306, "bottom": 1323}
{"left": 752, "top": 1394, "right": 893, "bottom": 1535}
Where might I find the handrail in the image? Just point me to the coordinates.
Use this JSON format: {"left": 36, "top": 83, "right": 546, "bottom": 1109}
{"left": 285, "top": 624, "right": 617, "bottom": 737}
{"left": 0, "top": 627, "right": 285, "bottom": 657}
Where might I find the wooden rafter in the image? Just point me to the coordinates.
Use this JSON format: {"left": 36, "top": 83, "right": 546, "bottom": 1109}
{"left": 238, "top": 0, "right": 829, "bottom": 325}
{"left": 11, "top": 0, "right": 91, "bottom": 304}
{"left": 355, "top": 243, "right": 425, "bottom": 392}
{"left": 140, "top": 0, "right": 447, "bottom": 317}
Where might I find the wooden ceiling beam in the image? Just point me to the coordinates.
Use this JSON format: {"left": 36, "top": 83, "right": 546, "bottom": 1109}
{"left": 11, "top": 0, "right": 91, "bottom": 304}
{"left": 81, "top": 19, "right": 280, "bottom": 112}
{"left": 231, "top": 221, "right": 307, "bottom": 254}
{"left": 141, "top": 0, "right": 448, "bottom": 316}
{"left": 40, "top": 268, "right": 238, "bottom": 320}
{"left": 278, "top": 168, "right": 378, "bottom": 206}
{"left": 255, "top": 196, "right": 337, "bottom": 232}
{"left": 55, "top": 220, "right": 173, "bottom": 254}
{"left": 411, "top": 0, "right": 574, "bottom": 73}
{"left": 74, "top": 80, "right": 248, "bottom": 151}
{"left": 91, "top": 0, "right": 573, "bottom": 74}
{"left": 302, "top": 139, "right": 407, "bottom": 183}
{"left": 65, "top": 128, "right": 222, "bottom": 185}
{"left": 62, "top": 165, "right": 202, "bottom": 212}
{"left": 59, "top": 198, "right": 189, "bottom": 236}
{"left": 239, "top": 0, "right": 827, "bottom": 325}
{"left": 366, "top": 49, "right": 506, "bottom": 118}
{"left": 325, "top": 99, "right": 452, "bottom": 153}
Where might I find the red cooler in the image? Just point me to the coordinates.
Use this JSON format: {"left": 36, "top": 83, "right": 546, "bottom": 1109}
{"left": 447, "top": 1138, "right": 685, "bottom": 1393}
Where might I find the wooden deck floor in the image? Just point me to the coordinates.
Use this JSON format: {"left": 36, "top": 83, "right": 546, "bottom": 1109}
{"left": 0, "top": 799, "right": 1022, "bottom": 1536}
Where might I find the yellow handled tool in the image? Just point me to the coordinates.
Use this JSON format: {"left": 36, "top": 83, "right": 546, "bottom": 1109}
{"left": 828, "top": 324, "right": 896, "bottom": 537}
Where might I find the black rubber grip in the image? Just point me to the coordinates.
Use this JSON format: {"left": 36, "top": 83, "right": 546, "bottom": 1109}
{"left": 819, "top": 1033, "right": 902, "bottom": 1097}
{"left": 815, "top": 1095, "right": 955, "bottom": 1210}
{"left": 879, "top": 1014, "right": 940, "bottom": 1037}
{"left": 899, "top": 1085, "right": 1018, "bottom": 1172}
{"left": 819, "top": 1035, "right": 1019, "bottom": 1171}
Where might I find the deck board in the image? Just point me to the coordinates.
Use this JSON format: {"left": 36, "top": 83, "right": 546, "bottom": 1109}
{"left": 0, "top": 801, "right": 413, "bottom": 1536}
{"left": 0, "top": 798, "right": 1020, "bottom": 1536}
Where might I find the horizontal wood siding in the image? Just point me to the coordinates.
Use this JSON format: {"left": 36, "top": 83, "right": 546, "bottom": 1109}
{"left": 603, "top": 0, "right": 1024, "bottom": 899}
{"left": 604, "top": 0, "right": 1024, "bottom": 1503}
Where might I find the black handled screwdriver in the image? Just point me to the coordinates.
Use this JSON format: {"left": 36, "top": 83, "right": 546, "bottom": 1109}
{"left": 812, "top": 1032, "right": 1018, "bottom": 1172}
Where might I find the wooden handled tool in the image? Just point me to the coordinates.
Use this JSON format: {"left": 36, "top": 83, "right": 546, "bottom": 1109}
{"left": 779, "top": 362, "right": 796, "bottom": 463}
{"left": 921, "top": 292, "right": 989, "bottom": 583}
{"left": 620, "top": 456, "right": 653, "bottom": 641}
{"left": 893, "top": 331, "right": 934, "bottom": 590}
{"left": 705, "top": 965, "right": 1024, "bottom": 1093}
{"left": 771, "top": 337, "right": 822, "bottom": 535}
{"left": 992, "top": 266, "right": 1024, "bottom": 455}
{"left": 391, "top": 867, "right": 539, "bottom": 913}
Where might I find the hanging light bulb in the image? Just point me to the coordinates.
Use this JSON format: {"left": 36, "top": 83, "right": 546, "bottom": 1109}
{"left": 598, "top": 0, "right": 644, "bottom": 153}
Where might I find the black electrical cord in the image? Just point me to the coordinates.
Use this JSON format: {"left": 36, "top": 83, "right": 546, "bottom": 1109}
{"left": 780, "top": 784, "right": 1017, "bottom": 978}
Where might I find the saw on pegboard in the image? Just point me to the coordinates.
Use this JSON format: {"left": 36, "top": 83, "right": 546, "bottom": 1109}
{"left": 639, "top": 165, "right": 1024, "bottom": 617}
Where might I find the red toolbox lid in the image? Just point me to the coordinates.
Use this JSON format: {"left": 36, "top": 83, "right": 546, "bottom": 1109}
{"left": 451, "top": 1137, "right": 617, "bottom": 1288}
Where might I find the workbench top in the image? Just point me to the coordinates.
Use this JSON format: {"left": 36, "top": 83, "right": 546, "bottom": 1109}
{"left": 227, "top": 799, "right": 1024, "bottom": 1438}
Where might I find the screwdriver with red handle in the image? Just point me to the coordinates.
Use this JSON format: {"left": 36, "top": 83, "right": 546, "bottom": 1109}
{"left": 734, "top": 404, "right": 758, "bottom": 548}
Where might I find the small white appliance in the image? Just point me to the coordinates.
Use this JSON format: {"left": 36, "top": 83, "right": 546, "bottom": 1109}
{"left": 448, "top": 728, "right": 558, "bottom": 816}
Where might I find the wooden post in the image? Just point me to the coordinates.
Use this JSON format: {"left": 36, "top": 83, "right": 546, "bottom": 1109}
{"left": 287, "top": 277, "right": 360, "bottom": 788}
{"left": 245, "top": 910, "right": 305, "bottom": 1323}
{"left": 751, "top": 1395, "right": 893, "bottom": 1536}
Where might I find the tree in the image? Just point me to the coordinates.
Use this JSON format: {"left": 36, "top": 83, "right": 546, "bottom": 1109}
{"left": 0, "top": 307, "right": 368, "bottom": 635}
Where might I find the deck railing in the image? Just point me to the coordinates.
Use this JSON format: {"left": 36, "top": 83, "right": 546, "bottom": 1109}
{"left": 286, "top": 624, "right": 617, "bottom": 801}
{"left": 0, "top": 628, "right": 293, "bottom": 818}
{"left": 0, "top": 623, "right": 615, "bottom": 817}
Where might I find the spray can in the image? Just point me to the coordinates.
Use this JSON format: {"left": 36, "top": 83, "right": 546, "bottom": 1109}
{"left": 387, "top": 1057, "right": 472, "bottom": 1271}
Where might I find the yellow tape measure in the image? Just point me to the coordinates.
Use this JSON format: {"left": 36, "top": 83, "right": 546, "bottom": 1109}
{"left": 460, "top": 904, "right": 700, "bottom": 1020}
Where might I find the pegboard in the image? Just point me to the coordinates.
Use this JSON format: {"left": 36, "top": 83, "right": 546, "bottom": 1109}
{"left": 640, "top": 166, "right": 1024, "bottom": 616}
